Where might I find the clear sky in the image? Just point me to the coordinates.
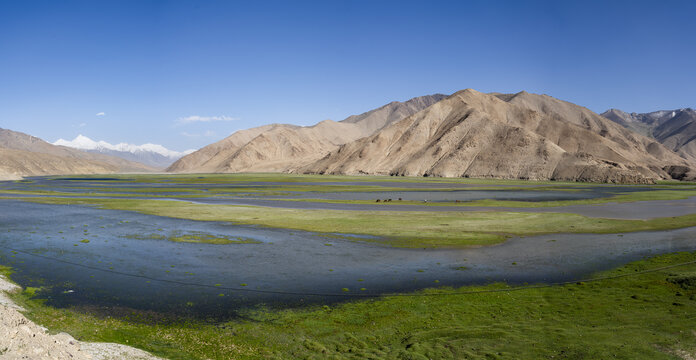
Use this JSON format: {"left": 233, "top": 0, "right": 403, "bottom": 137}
{"left": 1, "top": 0, "right": 694, "bottom": 151}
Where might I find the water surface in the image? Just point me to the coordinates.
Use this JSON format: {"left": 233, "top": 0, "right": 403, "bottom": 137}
{"left": 1, "top": 199, "right": 695, "bottom": 320}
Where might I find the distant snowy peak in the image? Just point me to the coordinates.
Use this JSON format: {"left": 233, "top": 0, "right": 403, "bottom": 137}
{"left": 54, "top": 135, "right": 194, "bottom": 158}
{"left": 53, "top": 135, "right": 195, "bottom": 169}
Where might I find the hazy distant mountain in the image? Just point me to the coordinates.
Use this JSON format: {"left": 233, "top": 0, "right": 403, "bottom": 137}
{"left": 0, "top": 128, "right": 155, "bottom": 178}
{"left": 167, "top": 94, "right": 446, "bottom": 173}
{"left": 302, "top": 89, "right": 692, "bottom": 183}
{"left": 602, "top": 108, "right": 696, "bottom": 162}
{"left": 0, "top": 147, "right": 115, "bottom": 179}
{"left": 54, "top": 135, "right": 194, "bottom": 169}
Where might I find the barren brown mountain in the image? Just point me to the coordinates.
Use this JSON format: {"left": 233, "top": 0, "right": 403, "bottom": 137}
{"left": 602, "top": 108, "right": 696, "bottom": 163}
{"left": 0, "top": 128, "right": 154, "bottom": 178}
{"left": 166, "top": 95, "right": 446, "bottom": 173}
{"left": 303, "top": 89, "right": 693, "bottom": 183}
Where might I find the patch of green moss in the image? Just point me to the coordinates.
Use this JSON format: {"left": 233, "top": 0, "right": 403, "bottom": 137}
{"left": 124, "top": 231, "right": 260, "bottom": 245}
{"left": 23, "top": 286, "right": 40, "bottom": 297}
{"left": 168, "top": 232, "right": 260, "bottom": 245}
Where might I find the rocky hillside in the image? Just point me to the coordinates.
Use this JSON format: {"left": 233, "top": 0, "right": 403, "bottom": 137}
{"left": 602, "top": 108, "right": 696, "bottom": 162}
{"left": 167, "top": 94, "right": 446, "bottom": 173}
{"left": 302, "top": 90, "right": 693, "bottom": 183}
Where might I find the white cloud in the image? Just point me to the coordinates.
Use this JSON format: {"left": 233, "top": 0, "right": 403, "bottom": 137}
{"left": 176, "top": 115, "right": 238, "bottom": 124}
{"left": 96, "top": 112, "right": 105, "bottom": 116}
{"left": 180, "top": 131, "right": 217, "bottom": 138}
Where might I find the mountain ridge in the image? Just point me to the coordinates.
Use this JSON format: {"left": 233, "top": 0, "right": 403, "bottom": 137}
{"left": 166, "top": 94, "right": 446, "bottom": 173}
{"left": 601, "top": 108, "right": 696, "bottom": 163}
{"left": 301, "top": 89, "right": 692, "bottom": 183}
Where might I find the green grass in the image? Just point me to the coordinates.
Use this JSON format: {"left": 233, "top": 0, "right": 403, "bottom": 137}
{"left": 168, "top": 232, "right": 260, "bottom": 245}
{"left": 7, "top": 252, "right": 696, "bottom": 359}
{"left": 0, "top": 264, "right": 12, "bottom": 277}
{"left": 18, "top": 196, "right": 696, "bottom": 248}
{"left": 124, "top": 231, "right": 261, "bottom": 245}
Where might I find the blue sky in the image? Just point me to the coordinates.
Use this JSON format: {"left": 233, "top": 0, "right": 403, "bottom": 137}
{"left": 0, "top": 0, "right": 694, "bottom": 151}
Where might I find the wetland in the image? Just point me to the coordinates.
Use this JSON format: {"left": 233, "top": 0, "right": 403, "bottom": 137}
{"left": 1, "top": 174, "right": 696, "bottom": 359}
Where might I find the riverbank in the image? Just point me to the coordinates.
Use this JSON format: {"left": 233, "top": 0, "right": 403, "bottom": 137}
{"left": 0, "top": 274, "right": 163, "bottom": 360}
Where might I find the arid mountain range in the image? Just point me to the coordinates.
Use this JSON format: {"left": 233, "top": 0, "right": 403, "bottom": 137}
{"left": 602, "top": 108, "right": 696, "bottom": 163}
{"left": 303, "top": 90, "right": 691, "bottom": 183}
{"left": 167, "top": 94, "right": 446, "bottom": 173}
{"left": 170, "top": 90, "right": 694, "bottom": 183}
{"left": 0, "top": 128, "right": 155, "bottom": 179}
{"left": 2, "top": 90, "right": 695, "bottom": 183}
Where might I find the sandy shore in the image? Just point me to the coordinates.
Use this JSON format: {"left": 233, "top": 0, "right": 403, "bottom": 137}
{"left": 0, "top": 275, "right": 164, "bottom": 360}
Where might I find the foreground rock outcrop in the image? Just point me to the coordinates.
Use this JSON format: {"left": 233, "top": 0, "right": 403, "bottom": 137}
{"left": 0, "top": 275, "right": 162, "bottom": 360}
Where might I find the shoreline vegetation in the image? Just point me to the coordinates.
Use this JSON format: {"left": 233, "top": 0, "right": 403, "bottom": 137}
{"left": 2, "top": 252, "right": 695, "bottom": 359}
{"left": 0, "top": 266, "right": 162, "bottom": 359}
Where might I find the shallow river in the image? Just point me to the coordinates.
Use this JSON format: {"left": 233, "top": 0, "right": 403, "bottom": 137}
{"left": 1, "top": 199, "right": 695, "bottom": 320}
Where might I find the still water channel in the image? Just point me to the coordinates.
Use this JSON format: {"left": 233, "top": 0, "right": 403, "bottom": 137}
{"left": 1, "top": 198, "right": 695, "bottom": 320}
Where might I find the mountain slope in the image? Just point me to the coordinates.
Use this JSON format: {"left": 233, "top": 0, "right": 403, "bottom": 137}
{"left": 0, "top": 128, "right": 155, "bottom": 176}
{"left": 0, "top": 147, "right": 117, "bottom": 177}
{"left": 167, "top": 94, "right": 446, "bottom": 173}
{"left": 340, "top": 94, "right": 448, "bottom": 134}
{"left": 166, "top": 124, "right": 279, "bottom": 173}
{"left": 53, "top": 135, "right": 194, "bottom": 169}
{"left": 602, "top": 108, "right": 696, "bottom": 162}
{"left": 303, "top": 89, "right": 692, "bottom": 183}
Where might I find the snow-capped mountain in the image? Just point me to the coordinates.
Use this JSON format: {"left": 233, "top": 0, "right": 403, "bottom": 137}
{"left": 53, "top": 135, "right": 195, "bottom": 169}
